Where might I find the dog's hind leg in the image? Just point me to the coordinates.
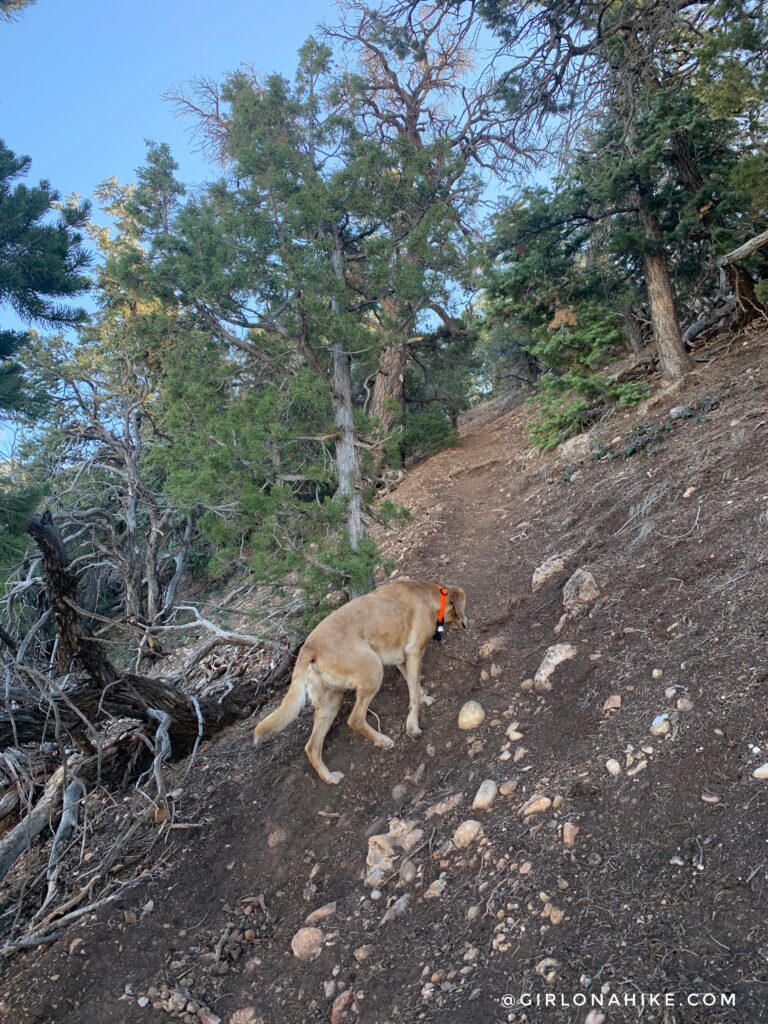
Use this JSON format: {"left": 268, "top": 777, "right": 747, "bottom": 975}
{"left": 305, "top": 687, "right": 345, "bottom": 785}
{"left": 347, "top": 655, "right": 394, "bottom": 750}
{"left": 402, "top": 650, "right": 426, "bottom": 738}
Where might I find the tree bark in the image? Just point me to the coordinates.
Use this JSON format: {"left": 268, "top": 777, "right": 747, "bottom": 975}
{"left": 330, "top": 240, "right": 368, "bottom": 576}
{"left": 640, "top": 211, "right": 690, "bottom": 380}
{"left": 622, "top": 307, "right": 646, "bottom": 356}
{"left": 369, "top": 339, "right": 408, "bottom": 444}
{"left": 27, "top": 512, "right": 118, "bottom": 683}
{"left": 0, "top": 766, "right": 64, "bottom": 883}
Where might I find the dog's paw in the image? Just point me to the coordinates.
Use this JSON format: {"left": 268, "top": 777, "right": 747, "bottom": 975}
{"left": 325, "top": 770, "right": 345, "bottom": 785}
{"left": 406, "top": 720, "right": 422, "bottom": 738}
{"left": 420, "top": 693, "right": 435, "bottom": 707}
{"left": 374, "top": 733, "right": 395, "bottom": 750}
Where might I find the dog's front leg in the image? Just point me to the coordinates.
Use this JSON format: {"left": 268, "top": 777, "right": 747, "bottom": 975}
{"left": 403, "top": 650, "right": 425, "bottom": 737}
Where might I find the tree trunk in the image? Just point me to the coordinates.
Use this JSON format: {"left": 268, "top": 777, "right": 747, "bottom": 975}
{"left": 622, "top": 307, "right": 646, "bottom": 356}
{"left": 725, "top": 264, "right": 763, "bottom": 323}
{"left": 330, "top": 240, "right": 368, "bottom": 579}
{"left": 641, "top": 213, "right": 690, "bottom": 380}
{"left": 27, "top": 512, "right": 118, "bottom": 683}
{"left": 369, "top": 340, "right": 407, "bottom": 443}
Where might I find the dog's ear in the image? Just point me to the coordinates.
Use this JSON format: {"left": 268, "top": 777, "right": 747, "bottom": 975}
{"left": 449, "top": 586, "right": 467, "bottom": 626}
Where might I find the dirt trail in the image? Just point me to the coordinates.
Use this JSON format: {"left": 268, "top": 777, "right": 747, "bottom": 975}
{"left": 2, "top": 332, "right": 768, "bottom": 1024}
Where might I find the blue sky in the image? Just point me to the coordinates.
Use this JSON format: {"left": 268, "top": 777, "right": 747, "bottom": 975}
{"left": 0, "top": 1, "right": 338, "bottom": 444}
{"left": 0, "top": 0, "right": 337, "bottom": 202}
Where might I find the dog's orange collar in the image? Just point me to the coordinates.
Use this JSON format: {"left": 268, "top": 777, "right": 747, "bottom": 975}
{"left": 434, "top": 583, "right": 449, "bottom": 641}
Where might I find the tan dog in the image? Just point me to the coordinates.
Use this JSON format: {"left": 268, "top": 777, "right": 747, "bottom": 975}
{"left": 253, "top": 579, "right": 468, "bottom": 784}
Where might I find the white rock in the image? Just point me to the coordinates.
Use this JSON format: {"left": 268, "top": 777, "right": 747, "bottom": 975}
{"left": 752, "top": 763, "right": 768, "bottom": 780}
{"left": 602, "top": 695, "right": 621, "bottom": 713}
{"left": 267, "top": 828, "right": 288, "bottom": 848}
{"left": 558, "top": 432, "right": 593, "bottom": 463}
{"left": 650, "top": 713, "right": 670, "bottom": 736}
{"left": 291, "top": 927, "right": 324, "bottom": 961}
{"left": 398, "top": 859, "right": 417, "bottom": 885}
{"left": 479, "top": 637, "right": 505, "bottom": 660}
{"left": 534, "top": 643, "right": 578, "bottom": 692}
{"left": 230, "top": 1011, "right": 258, "bottom": 1024}
{"left": 366, "top": 835, "right": 396, "bottom": 867}
{"left": 605, "top": 758, "right": 622, "bottom": 777}
{"left": 305, "top": 902, "right": 336, "bottom": 925}
{"left": 458, "top": 701, "right": 485, "bottom": 730}
{"left": 562, "top": 822, "right": 580, "bottom": 846}
{"left": 585, "top": 1012, "right": 607, "bottom": 1024}
{"left": 652, "top": 668, "right": 663, "bottom": 679}
{"left": 521, "top": 795, "right": 552, "bottom": 817}
{"left": 425, "top": 792, "right": 464, "bottom": 818}
{"left": 535, "top": 956, "right": 560, "bottom": 984}
{"left": 425, "top": 877, "right": 447, "bottom": 898}
{"left": 380, "top": 893, "right": 410, "bottom": 924}
{"left": 472, "top": 780, "right": 498, "bottom": 811}
{"left": 562, "top": 568, "right": 600, "bottom": 617}
{"left": 453, "top": 819, "right": 484, "bottom": 848}
{"left": 532, "top": 555, "right": 567, "bottom": 592}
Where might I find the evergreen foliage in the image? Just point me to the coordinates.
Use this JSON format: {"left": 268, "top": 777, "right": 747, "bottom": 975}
{"left": 4, "top": 1, "right": 768, "bottom": 633}
{"left": 0, "top": 141, "right": 90, "bottom": 561}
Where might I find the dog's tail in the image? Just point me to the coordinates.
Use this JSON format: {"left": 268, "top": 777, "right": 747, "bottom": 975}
{"left": 252, "top": 648, "right": 313, "bottom": 744}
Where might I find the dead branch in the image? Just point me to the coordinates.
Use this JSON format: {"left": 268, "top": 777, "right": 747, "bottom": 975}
{"left": 717, "top": 229, "right": 768, "bottom": 268}
{"left": 0, "top": 872, "right": 152, "bottom": 958}
{"left": 34, "top": 775, "right": 84, "bottom": 920}
{"left": 0, "top": 765, "right": 65, "bottom": 884}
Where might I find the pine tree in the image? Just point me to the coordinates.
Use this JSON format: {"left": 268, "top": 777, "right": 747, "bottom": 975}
{"left": 0, "top": 141, "right": 90, "bottom": 561}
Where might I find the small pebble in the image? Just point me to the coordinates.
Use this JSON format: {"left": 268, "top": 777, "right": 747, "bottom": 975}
{"left": 453, "top": 820, "right": 484, "bottom": 848}
{"left": 472, "top": 780, "right": 498, "bottom": 811}
{"left": 650, "top": 713, "right": 670, "bottom": 736}
{"left": 521, "top": 795, "right": 551, "bottom": 817}
{"left": 605, "top": 758, "right": 621, "bottom": 777}
{"left": 562, "top": 822, "right": 580, "bottom": 846}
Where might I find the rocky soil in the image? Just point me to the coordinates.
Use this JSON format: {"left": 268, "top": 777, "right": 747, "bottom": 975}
{"left": 1, "top": 329, "right": 767, "bottom": 1024}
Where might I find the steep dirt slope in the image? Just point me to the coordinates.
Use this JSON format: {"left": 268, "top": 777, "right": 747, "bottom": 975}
{"left": 2, "top": 331, "right": 767, "bottom": 1024}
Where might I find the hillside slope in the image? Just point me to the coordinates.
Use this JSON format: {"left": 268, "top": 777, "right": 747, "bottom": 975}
{"left": 3, "top": 330, "right": 768, "bottom": 1024}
